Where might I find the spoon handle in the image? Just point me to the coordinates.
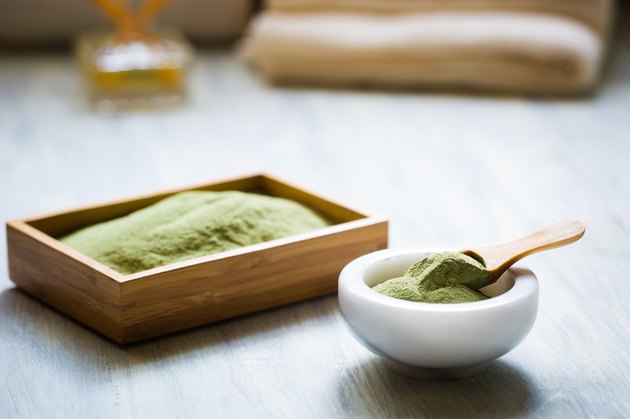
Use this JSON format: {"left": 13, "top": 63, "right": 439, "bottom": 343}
{"left": 465, "top": 220, "right": 586, "bottom": 280}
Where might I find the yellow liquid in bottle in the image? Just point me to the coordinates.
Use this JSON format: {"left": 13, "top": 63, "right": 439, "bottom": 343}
{"left": 77, "top": 30, "right": 191, "bottom": 111}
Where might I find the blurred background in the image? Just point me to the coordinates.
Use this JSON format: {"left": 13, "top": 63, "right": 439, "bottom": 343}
{"left": 1, "top": 0, "right": 628, "bottom": 275}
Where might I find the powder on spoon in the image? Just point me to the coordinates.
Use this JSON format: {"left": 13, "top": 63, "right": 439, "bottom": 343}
{"left": 372, "top": 252, "right": 490, "bottom": 304}
{"left": 60, "top": 190, "right": 330, "bottom": 275}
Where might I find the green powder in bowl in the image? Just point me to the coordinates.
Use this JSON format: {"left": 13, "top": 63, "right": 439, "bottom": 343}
{"left": 372, "top": 252, "right": 490, "bottom": 304}
{"left": 60, "top": 190, "right": 330, "bottom": 275}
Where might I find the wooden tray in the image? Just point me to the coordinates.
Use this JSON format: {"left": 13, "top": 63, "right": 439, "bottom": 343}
{"left": 6, "top": 174, "right": 388, "bottom": 343}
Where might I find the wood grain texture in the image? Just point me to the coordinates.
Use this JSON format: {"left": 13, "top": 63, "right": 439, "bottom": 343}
{"left": 1, "top": 6, "right": 629, "bottom": 417}
{"left": 6, "top": 222, "right": 124, "bottom": 340}
{"left": 7, "top": 174, "right": 387, "bottom": 343}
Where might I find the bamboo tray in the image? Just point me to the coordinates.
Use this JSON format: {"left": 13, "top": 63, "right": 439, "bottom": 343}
{"left": 6, "top": 174, "right": 388, "bottom": 343}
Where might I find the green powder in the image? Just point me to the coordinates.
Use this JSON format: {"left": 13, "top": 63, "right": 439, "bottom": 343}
{"left": 60, "top": 190, "right": 330, "bottom": 275}
{"left": 372, "top": 252, "right": 490, "bottom": 304}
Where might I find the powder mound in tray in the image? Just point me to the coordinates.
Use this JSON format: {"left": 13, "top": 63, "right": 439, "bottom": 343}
{"left": 61, "top": 190, "right": 330, "bottom": 275}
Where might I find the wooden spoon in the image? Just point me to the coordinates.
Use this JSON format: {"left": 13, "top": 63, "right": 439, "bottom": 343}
{"left": 462, "top": 219, "right": 586, "bottom": 285}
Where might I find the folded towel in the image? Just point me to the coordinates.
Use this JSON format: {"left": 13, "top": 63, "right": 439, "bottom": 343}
{"left": 242, "top": 11, "right": 606, "bottom": 94}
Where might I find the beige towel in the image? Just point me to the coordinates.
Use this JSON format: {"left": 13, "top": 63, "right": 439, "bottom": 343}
{"left": 243, "top": 1, "right": 615, "bottom": 94}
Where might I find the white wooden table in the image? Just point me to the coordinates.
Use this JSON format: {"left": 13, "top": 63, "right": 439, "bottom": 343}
{"left": 1, "top": 12, "right": 629, "bottom": 418}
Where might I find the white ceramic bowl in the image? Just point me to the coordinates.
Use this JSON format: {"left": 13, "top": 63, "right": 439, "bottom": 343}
{"left": 338, "top": 248, "right": 539, "bottom": 380}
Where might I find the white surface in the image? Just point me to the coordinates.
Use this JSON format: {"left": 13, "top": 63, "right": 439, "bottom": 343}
{"left": 1, "top": 10, "right": 630, "bottom": 417}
